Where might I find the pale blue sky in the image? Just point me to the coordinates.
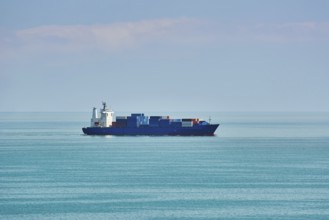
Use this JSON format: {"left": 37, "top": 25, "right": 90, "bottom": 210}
{"left": 1, "top": 0, "right": 329, "bottom": 112}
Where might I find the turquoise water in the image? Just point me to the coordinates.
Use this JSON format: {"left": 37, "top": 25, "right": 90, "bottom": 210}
{"left": 1, "top": 112, "right": 329, "bottom": 219}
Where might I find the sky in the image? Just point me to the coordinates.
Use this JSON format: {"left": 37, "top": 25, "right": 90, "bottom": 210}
{"left": 1, "top": 0, "right": 329, "bottom": 112}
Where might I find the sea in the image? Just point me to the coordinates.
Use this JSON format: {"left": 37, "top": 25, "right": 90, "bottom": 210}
{"left": 0, "top": 112, "right": 329, "bottom": 220}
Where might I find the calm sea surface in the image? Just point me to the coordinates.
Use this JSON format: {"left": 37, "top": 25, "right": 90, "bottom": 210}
{"left": 0, "top": 112, "right": 329, "bottom": 219}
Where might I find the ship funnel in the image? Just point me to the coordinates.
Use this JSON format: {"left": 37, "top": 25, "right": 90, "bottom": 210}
{"left": 90, "top": 107, "right": 100, "bottom": 127}
{"left": 92, "top": 107, "right": 98, "bottom": 119}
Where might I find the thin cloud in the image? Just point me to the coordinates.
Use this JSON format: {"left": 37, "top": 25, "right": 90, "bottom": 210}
{"left": 1, "top": 19, "right": 329, "bottom": 60}
{"left": 12, "top": 18, "right": 201, "bottom": 52}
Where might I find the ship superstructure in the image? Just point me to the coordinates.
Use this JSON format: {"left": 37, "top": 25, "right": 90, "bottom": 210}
{"left": 90, "top": 102, "right": 114, "bottom": 127}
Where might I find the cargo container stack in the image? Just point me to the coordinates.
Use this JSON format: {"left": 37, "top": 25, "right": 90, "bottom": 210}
{"left": 115, "top": 116, "right": 128, "bottom": 127}
{"left": 149, "top": 116, "right": 161, "bottom": 127}
{"left": 159, "top": 119, "right": 171, "bottom": 127}
{"left": 171, "top": 119, "right": 182, "bottom": 127}
{"left": 139, "top": 116, "right": 149, "bottom": 125}
{"left": 127, "top": 113, "right": 151, "bottom": 128}
{"left": 192, "top": 118, "right": 200, "bottom": 125}
{"left": 182, "top": 119, "right": 193, "bottom": 127}
{"left": 127, "top": 117, "right": 138, "bottom": 128}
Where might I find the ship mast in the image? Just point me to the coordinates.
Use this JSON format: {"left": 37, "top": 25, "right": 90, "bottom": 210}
{"left": 102, "top": 102, "right": 106, "bottom": 111}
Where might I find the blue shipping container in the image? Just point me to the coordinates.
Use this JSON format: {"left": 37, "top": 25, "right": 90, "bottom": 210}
{"left": 140, "top": 116, "right": 149, "bottom": 125}
{"left": 159, "top": 119, "right": 171, "bottom": 127}
{"left": 171, "top": 122, "right": 182, "bottom": 127}
{"left": 150, "top": 116, "right": 162, "bottom": 119}
{"left": 127, "top": 116, "right": 140, "bottom": 121}
{"left": 127, "top": 116, "right": 140, "bottom": 128}
{"left": 116, "top": 118, "right": 128, "bottom": 122}
{"left": 131, "top": 113, "right": 144, "bottom": 117}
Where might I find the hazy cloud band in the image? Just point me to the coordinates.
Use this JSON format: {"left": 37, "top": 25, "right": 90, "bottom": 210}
{"left": 1, "top": 18, "right": 329, "bottom": 58}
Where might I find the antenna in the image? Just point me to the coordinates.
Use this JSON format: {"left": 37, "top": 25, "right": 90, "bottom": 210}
{"left": 102, "top": 102, "right": 106, "bottom": 110}
{"left": 209, "top": 116, "right": 211, "bottom": 124}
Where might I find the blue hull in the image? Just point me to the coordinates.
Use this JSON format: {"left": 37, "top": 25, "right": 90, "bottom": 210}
{"left": 82, "top": 124, "right": 219, "bottom": 136}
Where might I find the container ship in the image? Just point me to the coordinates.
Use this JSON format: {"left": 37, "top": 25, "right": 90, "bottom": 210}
{"left": 82, "top": 102, "right": 219, "bottom": 136}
